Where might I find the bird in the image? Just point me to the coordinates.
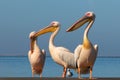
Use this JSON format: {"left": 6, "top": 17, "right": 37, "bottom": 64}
{"left": 67, "top": 68, "right": 73, "bottom": 77}
{"left": 66, "top": 12, "right": 98, "bottom": 79}
{"left": 28, "top": 31, "right": 46, "bottom": 77}
{"left": 33, "top": 21, "right": 76, "bottom": 77}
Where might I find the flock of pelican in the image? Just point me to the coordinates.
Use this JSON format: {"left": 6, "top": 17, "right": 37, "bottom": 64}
{"left": 28, "top": 12, "right": 98, "bottom": 79}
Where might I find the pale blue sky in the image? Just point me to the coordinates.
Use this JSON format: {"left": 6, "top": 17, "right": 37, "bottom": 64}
{"left": 0, "top": 0, "right": 120, "bottom": 56}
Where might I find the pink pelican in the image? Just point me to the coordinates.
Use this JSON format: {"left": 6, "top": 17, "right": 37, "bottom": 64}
{"left": 28, "top": 31, "right": 46, "bottom": 77}
{"left": 66, "top": 12, "right": 98, "bottom": 79}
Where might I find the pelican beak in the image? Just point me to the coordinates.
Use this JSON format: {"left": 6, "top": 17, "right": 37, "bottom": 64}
{"left": 66, "top": 15, "right": 92, "bottom": 32}
{"left": 33, "top": 25, "right": 57, "bottom": 37}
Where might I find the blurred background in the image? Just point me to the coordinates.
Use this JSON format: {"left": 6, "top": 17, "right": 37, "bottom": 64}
{"left": 0, "top": 0, "right": 120, "bottom": 57}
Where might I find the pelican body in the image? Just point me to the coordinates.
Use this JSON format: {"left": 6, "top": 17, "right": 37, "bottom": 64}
{"left": 33, "top": 21, "right": 76, "bottom": 77}
{"left": 66, "top": 12, "right": 98, "bottom": 79}
{"left": 28, "top": 31, "right": 46, "bottom": 77}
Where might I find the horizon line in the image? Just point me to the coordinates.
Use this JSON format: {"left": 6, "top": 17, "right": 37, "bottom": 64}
{"left": 0, "top": 55, "right": 120, "bottom": 58}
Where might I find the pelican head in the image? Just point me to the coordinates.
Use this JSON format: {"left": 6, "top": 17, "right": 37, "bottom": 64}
{"left": 33, "top": 21, "right": 60, "bottom": 37}
{"left": 29, "top": 31, "right": 36, "bottom": 39}
{"left": 66, "top": 12, "right": 95, "bottom": 32}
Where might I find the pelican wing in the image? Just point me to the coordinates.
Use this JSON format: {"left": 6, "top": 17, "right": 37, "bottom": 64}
{"left": 57, "top": 47, "right": 71, "bottom": 52}
{"left": 28, "top": 50, "right": 32, "bottom": 63}
{"left": 94, "top": 44, "right": 98, "bottom": 58}
{"left": 41, "top": 49, "right": 46, "bottom": 61}
{"left": 74, "top": 45, "right": 82, "bottom": 62}
{"left": 41, "top": 49, "right": 46, "bottom": 57}
{"left": 57, "top": 47, "right": 76, "bottom": 68}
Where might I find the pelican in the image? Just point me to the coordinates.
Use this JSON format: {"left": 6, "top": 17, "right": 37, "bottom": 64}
{"left": 66, "top": 12, "right": 98, "bottom": 79}
{"left": 33, "top": 21, "right": 76, "bottom": 77}
{"left": 28, "top": 31, "right": 46, "bottom": 77}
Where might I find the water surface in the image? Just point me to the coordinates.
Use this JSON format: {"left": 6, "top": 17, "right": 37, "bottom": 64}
{"left": 0, "top": 56, "right": 120, "bottom": 77}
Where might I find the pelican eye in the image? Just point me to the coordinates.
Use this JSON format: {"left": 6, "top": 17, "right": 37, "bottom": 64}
{"left": 50, "top": 22, "right": 55, "bottom": 26}
{"left": 52, "top": 22, "right": 55, "bottom": 25}
{"left": 51, "top": 22, "right": 58, "bottom": 27}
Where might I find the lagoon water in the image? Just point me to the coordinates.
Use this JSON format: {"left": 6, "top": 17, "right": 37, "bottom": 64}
{"left": 0, "top": 56, "right": 120, "bottom": 78}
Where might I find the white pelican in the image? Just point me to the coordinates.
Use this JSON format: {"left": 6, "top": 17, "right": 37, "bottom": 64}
{"left": 28, "top": 31, "right": 46, "bottom": 77}
{"left": 33, "top": 21, "right": 76, "bottom": 77}
{"left": 66, "top": 12, "right": 98, "bottom": 79}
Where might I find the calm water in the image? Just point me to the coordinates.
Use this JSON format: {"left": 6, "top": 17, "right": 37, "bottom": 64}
{"left": 0, "top": 56, "right": 120, "bottom": 77}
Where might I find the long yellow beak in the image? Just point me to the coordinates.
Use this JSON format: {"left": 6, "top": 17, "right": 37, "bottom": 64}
{"left": 66, "top": 15, "right": 91, "bottom": 32}
{"left": 33, "top": 25, "right": 57, "bottom": 37}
